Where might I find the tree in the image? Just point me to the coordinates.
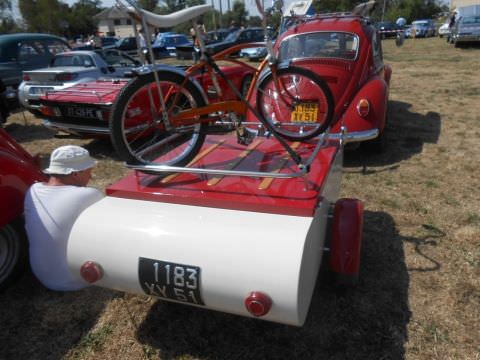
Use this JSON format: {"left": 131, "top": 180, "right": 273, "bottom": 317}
{"left": 222, "top": 0, "right": 248, "bottom": 28}
{"left": 19, "top": 0, "right": 70, "bottom": 34}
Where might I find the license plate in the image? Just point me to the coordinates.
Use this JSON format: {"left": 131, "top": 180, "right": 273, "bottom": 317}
{"left": 291, "top": 102, "right": 318, "bottom": 123}
{"left": 138, "top": 257, "right": 204, "bottom": 305}
{"left": 64, "top": 106, "right": 100, "bottom": 119}
{"left": 29, "top": 87, "right": 54, "bottom": 95}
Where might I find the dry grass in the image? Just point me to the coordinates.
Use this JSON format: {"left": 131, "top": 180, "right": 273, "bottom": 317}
{"left": 1, "top": 37, "right": 479, "bottom": 360}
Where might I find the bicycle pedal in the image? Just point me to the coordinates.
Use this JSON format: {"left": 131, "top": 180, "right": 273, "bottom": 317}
{"left": 236, "top": 127, "right": 256, "bottom": 145}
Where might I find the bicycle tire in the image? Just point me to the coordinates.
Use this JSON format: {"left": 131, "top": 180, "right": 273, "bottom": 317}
{"left": 256, "top": 66, "right": 334, "bottom": 141}
{"left": 110, "top": 71, "right": 207, "bottom": 166}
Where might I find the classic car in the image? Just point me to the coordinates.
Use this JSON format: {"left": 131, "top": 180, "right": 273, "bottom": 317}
{"left": 0, "top": 33, "right": 71, "bottom": 118}
{"left": 0, "top": 128, "right": 46, "bottom": 291}
{"left": 246, "top": 11, "right": 393, "bottom": 151}
{"left": 206, "top": 27, "right": 266, "bottom": 55}
{"left": 405, "top": 19, "right": 437, "bottom": 38}
{"left": 152, "top": 33, "right": 193, "bottom": 58}
{"left": 374, "top": 21, "right": 403, "bottom": 38}
{"left": 18, "top": 49, "right": 141, "bottom": 115}
{"left": 39, "top": 64, "right": 254, "bottom": 137}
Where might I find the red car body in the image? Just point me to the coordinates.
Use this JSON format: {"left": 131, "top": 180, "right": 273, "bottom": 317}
{"left": 270, "top": 14, "right": 392, "bottom": 149}
{"left": 0, "top": 128, "right": 46, "bottom": 290}
{"left": 39, "top": 65, "right": 254, "bottom": 138}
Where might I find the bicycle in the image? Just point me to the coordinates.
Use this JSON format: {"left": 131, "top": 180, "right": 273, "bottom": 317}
{"left": 110, "top": 0, "right": 335, "bottom": 172}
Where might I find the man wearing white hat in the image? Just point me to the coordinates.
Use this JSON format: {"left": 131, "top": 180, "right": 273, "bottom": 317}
{"left": 24, "top": 145, "right": 103, "bottom": 291}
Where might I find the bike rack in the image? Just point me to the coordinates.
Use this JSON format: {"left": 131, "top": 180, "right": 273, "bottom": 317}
{"left": 126, "top": 127, "right": 346, "bottom": 180}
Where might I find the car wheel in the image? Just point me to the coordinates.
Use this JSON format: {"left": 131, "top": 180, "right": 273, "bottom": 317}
{"left": 0, "top": 219, "right": 28, "bottom": 292}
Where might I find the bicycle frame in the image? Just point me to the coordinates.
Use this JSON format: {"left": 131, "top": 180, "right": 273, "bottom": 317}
{"left": 115, "top": 0, "right": 333, "bottom": 172}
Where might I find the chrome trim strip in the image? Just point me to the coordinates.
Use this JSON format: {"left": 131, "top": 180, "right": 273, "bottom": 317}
{"left": 42, "top": 120, "right": 110, "bottom": 135}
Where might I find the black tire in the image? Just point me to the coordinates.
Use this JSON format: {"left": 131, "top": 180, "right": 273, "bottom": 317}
{"left": 0, "top": 220, "right": 28, "bottom": 292}
{"left": 110, "top": 71, "right": 208, "bottom": 166}
{"left": 256, "top": 66, "right": 334, "bottom": 141}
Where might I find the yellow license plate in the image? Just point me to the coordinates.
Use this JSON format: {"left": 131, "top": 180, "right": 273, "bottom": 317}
{"left": 291, "top": 102, "right": 318, "bottom": 123}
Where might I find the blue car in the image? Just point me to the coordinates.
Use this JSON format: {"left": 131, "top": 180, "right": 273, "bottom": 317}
{"left": 405, "top": 19, "right": 437, "bottom": 38}
{"left": 152, "top": 34, "right": 192, "bottom": 58}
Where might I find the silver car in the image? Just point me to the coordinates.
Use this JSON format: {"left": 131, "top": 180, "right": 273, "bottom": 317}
{"left": 18, "top": 49, "right": 140, "bottom": 114}
{"left": 451, "top": 15, "right": 480, "bottom": 47}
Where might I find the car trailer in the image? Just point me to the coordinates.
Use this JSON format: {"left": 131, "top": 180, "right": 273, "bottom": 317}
{"left": 67, "top": 133, "right": 363, "bottom": 326}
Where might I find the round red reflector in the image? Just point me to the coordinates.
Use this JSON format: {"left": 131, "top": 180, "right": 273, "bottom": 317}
{"left": 80, "top": 261, "right": 103, "bottom": 283}
{"left": 356, "top": 99, "right": 370, "bottom": 117}
{"left": 244, "top": 291, "right": 272, "bottom": 317}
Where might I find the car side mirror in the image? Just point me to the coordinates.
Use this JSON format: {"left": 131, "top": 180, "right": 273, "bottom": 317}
{"left": 107, "top": 66, "right": 116, "bottom": 73}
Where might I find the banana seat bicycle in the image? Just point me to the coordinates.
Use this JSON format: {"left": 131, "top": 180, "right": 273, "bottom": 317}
{"left": 110, "top": 0, "right": 335, "bottom": 176}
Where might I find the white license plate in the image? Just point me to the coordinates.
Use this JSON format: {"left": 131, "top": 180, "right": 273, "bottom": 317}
{"left": 138, "top": 257, "right": 204, "bottom": 305}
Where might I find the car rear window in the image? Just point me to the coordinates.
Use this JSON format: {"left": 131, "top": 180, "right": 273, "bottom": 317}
{"left": 278, "top": 31, "right": 359, "bottom": 61}
{"left": 52, "top": 54, "right": 93, "bottom": 67}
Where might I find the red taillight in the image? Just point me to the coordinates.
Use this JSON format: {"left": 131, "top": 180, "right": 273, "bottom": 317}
{"left": 23, "top": 74, "right": 31, "bottom": 81}
{"left": 80, "top": 261, "right": 103, "bottom": 283}
{"left": 356, "top": 99, "right": 370, "bottom": 117}
{"left": 244, "top": 291, "right": 272, "bottom": 317}
{"left": 55, "top": 73, "right": 78, "bottom": 82}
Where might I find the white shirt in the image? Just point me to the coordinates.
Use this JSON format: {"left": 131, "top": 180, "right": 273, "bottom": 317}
{"left": 24, "top": 182, "right": 103, "bottom": 291}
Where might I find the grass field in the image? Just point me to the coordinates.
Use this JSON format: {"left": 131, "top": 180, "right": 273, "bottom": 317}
{"left": 0, "top": 36, "right": 479, "bottom": 360}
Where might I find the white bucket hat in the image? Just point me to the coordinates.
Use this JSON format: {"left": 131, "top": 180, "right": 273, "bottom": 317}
{"left": 44, "top": 145, "right": 97, "bottom": 175}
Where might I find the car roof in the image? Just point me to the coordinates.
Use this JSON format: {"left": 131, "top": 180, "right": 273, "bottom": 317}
{"left": 0, "top": 33, "right": 68, "bottom": 46}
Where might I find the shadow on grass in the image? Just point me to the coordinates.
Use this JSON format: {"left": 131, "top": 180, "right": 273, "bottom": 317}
{"left": 136, "top": 210, "right": 412, "bottom": 359}
{"left": 3, "top": 121, "right": 56, "bottom": 142}
{"left": 344, "top": 99, "right": 441, "bottom": 169}
{"left": 0, "top": 271, "right": 120, "bottom": 360}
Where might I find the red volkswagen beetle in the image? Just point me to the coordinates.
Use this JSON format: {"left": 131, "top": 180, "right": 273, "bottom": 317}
{"left": 0, "top": 128, "right": 46, "bottom": 290}
{"left": 271, "top": 12, "right": 392, "bottom": 151}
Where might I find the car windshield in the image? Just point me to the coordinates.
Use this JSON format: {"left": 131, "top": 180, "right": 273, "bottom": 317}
{"left": 278, "top": 32, "right": 359, "bottom": 61}
{"left": 461, "top": 16, "right": 480, "bottom": 24}
{"left": 51, "top": 54, "right": 93, "bottom": 67}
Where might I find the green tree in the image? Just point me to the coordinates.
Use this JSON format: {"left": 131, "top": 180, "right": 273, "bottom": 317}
{"left": 222, "top": 0, "right": 248, "bottom": 28}
{"left": 66, "top": 0, "right": 102, "bottom": 38}
{"left": 19, "top": 0, "right": 70, "bottom": 34}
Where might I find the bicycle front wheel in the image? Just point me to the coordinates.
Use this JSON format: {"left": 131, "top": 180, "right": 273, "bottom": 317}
{"left": 110, "top": 71, "right": 207, "bottom": 166}
{"left": 256, "top": 66, "right": 334, "bottom": 141}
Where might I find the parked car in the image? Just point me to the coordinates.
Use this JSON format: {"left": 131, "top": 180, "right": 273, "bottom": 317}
{"left": 104, "top": 36, "right": 139, "bottom": 56}
{"left": 206, "top": 27, "right": 266, "bottom": 55}
{"left": 152, "top": 33, "right": 193, "bottom": 58}
{"left": 438, "top": 21, "right": 451, "bottom": 38}
{"left": 72, "top": 36, "right": 119, "bottom": 50}
{"left": 0, "top": 127, "right": 46, "bottom": 291}
{"left": 375, "top": 21, "right": 402, "bottom": 38}
{"left": 38, "top": 65, "right": 254, "bottom": 137}
{"left": 18, "top": 49, "right": 141, "bottom": 114}
{"left": 239, "top": 45, "right": 268, "bottom": 61}
{"left": 405, "top": 19, "right": 437, "bottom": 38}
{"left": 246, "top": 11, "right": 393, "bottom": 151}
{"left": 205, "top": 28, "right": 235, "bottom": 44}
{"left": 0, "top": 33, "right": 71, "bottom": 118}
{"left": 450, "top": 15, "right": 480, "bottom": 47}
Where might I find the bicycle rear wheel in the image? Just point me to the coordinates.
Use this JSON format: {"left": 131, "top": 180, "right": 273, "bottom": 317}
{"left": 256, "top": 66, "right": 334, "bottom": 141}
{"left": 110, "top": 71, "right": 207, "bottom": 166}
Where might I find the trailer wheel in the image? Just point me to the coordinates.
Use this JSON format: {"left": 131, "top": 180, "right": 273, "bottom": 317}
{"left": 329, "top": 198, "right": 364, "bottom": 289}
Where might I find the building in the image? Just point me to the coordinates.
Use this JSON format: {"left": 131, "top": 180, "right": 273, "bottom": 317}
{"left": 94, "top": 6, "right": 135, "bottom": 38}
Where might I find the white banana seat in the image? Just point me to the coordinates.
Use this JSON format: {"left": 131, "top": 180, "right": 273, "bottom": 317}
{"left": 127, "top": 4, "right": 212, "bottom": 28}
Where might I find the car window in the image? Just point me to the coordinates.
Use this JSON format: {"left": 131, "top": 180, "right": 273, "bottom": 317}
{"left": 18, "top": 41, "right": 46, "bottom": 60}
{"left": 224, "top": 30, "right": 240, "bottom": 42}
{"left": 46, "top": 40, "right": 70, "bottom": 55}
{"left": 51, "top": 54, "right": 94, "bottom": 67}
{"left": 279, "top": 32, "right": 359, "bottom": 61}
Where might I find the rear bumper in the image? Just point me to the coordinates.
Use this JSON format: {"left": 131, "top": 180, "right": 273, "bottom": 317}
{"left": 42, "top": 119, "right": 109, "bottom": 136}
{"left": 329, "top": 128, "right": 379, "bottom": 143}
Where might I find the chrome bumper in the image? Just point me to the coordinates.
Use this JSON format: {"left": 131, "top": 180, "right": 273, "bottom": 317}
{"left": 328, "top": 128, "right": 379, "bottom": 143}
{"left": 42, "top": 120, "right": 110, "bottom": 135}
